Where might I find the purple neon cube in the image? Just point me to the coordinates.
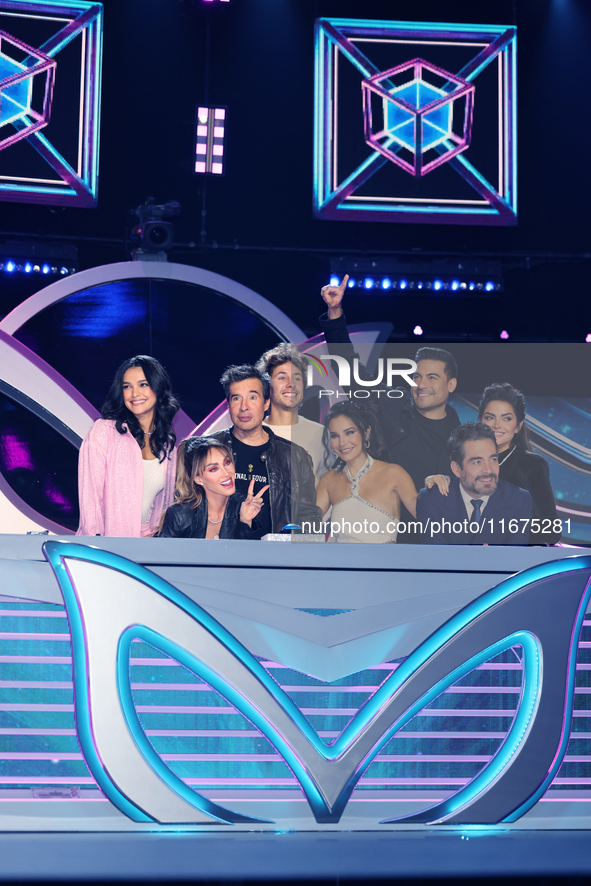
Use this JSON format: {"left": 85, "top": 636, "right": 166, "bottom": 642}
{"left": 362, "top": 59, "right": 475, "bottom": 177}
{"left": 0, "top": 30, "right": 56, "bottom": 151}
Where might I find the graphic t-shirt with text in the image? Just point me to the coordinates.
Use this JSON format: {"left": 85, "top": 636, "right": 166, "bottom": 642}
{"left": 231, "top": 434, "right": 272, "bottom": 538}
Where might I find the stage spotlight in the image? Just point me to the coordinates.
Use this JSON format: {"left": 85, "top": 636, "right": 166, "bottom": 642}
{"left": 0, "top": 246, "right": 75, "bottom": 277}
{"left": 413, "top": 325, "right": 423, "bottom": 336}
{"left": 347, "top": 277, "right": 356, "bottom": 288}
{"left": 417, "top": 281, "right": 423, "bottom": 289}
{"left": 364, "top": 277, "right": 375, "bottom": 289}
{"left": 485, "top": 281, "right": 495, "bottom": 291}
{"left": 468, "top": 282, "right": 476, "bottom": 290}
{"left": 500, "top": 330, "right": 509, "bottom": 340}
{"left": 399, "top": 279, "right": 408, "bottom": 290}
{"left": 451, "top": 279, "right": 460, "bottom": 291}
{"left": 381, "top": 278, "right": 392, "bottom": 289}
{"left": 586, "top": 334, "right": 591, "bottom": 343}
{"left": 433, "top": 279, "right": 443, "bottom": 291}
{"left": 329, "top": 276, "right": 339, "bottom": 286}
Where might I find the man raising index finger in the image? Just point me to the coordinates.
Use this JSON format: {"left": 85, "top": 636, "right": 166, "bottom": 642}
{"left": 317, "top": 278, "right": 460, "bottom": 542}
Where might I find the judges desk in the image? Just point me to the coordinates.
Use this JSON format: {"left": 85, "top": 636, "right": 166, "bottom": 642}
{"left": 0, "top": 535, "right": 590, "bottom": 832}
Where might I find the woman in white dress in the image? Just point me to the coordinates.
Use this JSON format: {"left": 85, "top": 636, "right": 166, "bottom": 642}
{"left": 316, "top": 402, "right": 447, "bottom": 543}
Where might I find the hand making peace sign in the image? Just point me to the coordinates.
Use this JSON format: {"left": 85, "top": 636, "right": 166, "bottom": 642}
{"left": 239, "top": 478, "right": 270, "bottom": 527}
{"left": 320, "top": 274, "right": 349, "bottom": 320}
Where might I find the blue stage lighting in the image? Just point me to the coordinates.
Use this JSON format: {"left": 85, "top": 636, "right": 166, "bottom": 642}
{"left": 329, "top": 276, "right": 340, "bottom": 286}
{"left": 381, "top": 278, "right": 392, "bottom": 289}
{"left": 347, "top": 278, "right": 356, "bottom": 288}
{"left": 433, "top": 279, "right": 443, "bottom": 291}
{"left": 413, "top": 325, "right": 423, "bottom": 336}
{"left": 399, "top": 279, "right": 408, "bottom": 290}
{"left": 24, "top": 263, "right": 33, "bottom": 273}
{"left": 364, "top": 278, "right": 375, "bottom": 289}
{"left": 42, "top": 264, "right": 51, "bottom": 274}
{"left": 485, "top": 281, "right": 495, "bottom": 291}
{"left": 5, "top": 261, "right": 15, "bottom": 272}
{"left": 469, "top": 281, "right": 476, "bottom": 291}
{"left": 451, "top": 280, "right": 460, "bottom": 291}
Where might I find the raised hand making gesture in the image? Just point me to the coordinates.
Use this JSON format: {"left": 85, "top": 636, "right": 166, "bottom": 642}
{"left": 320, "top": 274, "right": 349, "bottom": 320}
{"left": 239, "top": 478, "right": 269, "bottom": 527}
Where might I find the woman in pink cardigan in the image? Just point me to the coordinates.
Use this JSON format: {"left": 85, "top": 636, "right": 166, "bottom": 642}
{"left": 77, "top": 355, "right": 179, "bottom": 537}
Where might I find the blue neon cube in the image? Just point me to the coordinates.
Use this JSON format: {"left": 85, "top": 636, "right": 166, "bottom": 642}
{"left": 386, "top": 78, "right": 452, "bottom": 153}
{"left": 0, "top": 53, "right": 33, "bottom": 127}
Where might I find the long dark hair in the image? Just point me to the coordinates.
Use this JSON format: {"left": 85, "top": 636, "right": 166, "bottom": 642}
{"left": 477, "top": 382, "right": 531, "bottom": 452}
{"left": 322, "top": 401, "right": 388, "bottom": 470}
{"left": 175, "top": 436, "right": 235, "bottom": 509}
{"left": 101, "top": 355, "right": 179, "bottom": 461}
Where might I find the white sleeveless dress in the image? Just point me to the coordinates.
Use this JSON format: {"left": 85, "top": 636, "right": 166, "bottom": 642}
{"left": 327, "top": 455, "right": 398, "bottom": 544}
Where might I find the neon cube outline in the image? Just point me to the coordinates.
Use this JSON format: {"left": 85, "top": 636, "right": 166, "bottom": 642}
{"left": 0, "top": 30, "right": 56, "bottom": 151}
{"left": 362, "top": 59, "right": 475, "bottom": 177}
{"left": 313, "top": 18, "right": 517, "bottom": 226}
{"left": 0, "top": 1, "right": 103, "bottom": 208}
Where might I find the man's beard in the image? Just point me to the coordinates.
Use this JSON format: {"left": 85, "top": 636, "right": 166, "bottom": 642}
{"left": 463, "top": 473, "right": 498, "bottom": 496}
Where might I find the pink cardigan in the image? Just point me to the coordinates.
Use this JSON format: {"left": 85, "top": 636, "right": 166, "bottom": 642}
{"left": 76, "top": 420, "right": 177, "bottom": 537}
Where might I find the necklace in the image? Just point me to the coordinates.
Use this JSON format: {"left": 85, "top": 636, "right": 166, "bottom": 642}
{"left": 498, "top": 445, "right": 516, "bottom": 467}
{"left": 344, "top": 454, "right": 374, "bottom": 495}
{"left": 207, "top": 516, "right": 224, "bottom": 524}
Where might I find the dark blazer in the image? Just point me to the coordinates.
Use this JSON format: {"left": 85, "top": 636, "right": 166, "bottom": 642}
{"left": 157, "top": 494, "right": 258, "bottom": 540}
{"left": 416, "top": 476, "right": 533, "bottom": 545}
{"left": 500, "top": 450, "right": 560, "bottom": 543}
{"left": 211, "top": 426, "right": 322, "bottom": 533}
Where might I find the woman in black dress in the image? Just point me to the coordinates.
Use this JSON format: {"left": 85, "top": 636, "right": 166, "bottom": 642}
{"left": 158, "top": 436, "right": 267, "bottom": 539}
{"left": 478, "top": 383, "right": 560, "bottom": 544}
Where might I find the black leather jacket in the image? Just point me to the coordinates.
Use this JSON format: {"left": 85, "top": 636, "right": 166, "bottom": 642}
{"left": 211, "top": 426, "right": 322, "bottom": 533}
{"left": 157, "top": 493, "right": 258, "bottom": 539}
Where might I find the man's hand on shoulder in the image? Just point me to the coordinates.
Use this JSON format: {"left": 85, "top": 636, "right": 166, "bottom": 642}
{"left": 320, "top": 274, "right": 348, "bottom": 320}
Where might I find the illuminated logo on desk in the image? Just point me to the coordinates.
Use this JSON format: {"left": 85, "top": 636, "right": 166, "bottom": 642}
{"left": 314, "top": 19, "right": 517, "bottom": 225}
{"left": 44, "top": 542, "right": 591, "bottom": 828}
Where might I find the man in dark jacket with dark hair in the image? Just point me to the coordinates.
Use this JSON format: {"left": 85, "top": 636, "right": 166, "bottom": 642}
{"left": 212, "top": 364, "right": 321, "bottom": 537}
{"left": 417, "top": 422, "right": 532, "bottom": 544}
{"left": 318, "top": 276, "right": 461, "bottom": 540}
